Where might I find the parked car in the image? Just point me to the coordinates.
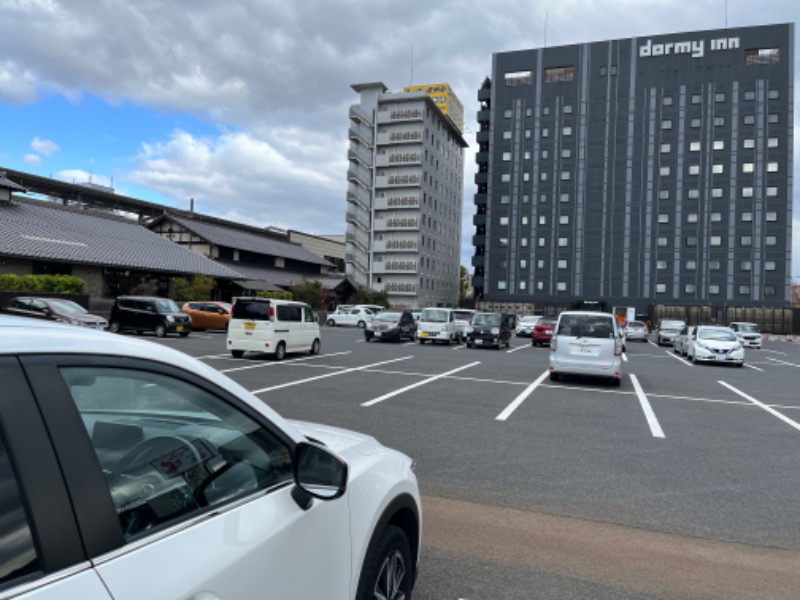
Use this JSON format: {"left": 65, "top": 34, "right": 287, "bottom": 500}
{"left": 416, "top": 307, "right": 464, "bottom": 344}
{"left": 655, "top": 319, "right": 687, "bottom": 346}
{"left": 515, "top": 315, "right": 543, "bottom": 337}
{"left": 228, "top": 297, "right": 320, "bottom": 360}
{"left": 685, "top": 325, "right": 745, "bottom": 367}
{"left": 354, "top": 304, "right": 386, "bottom": 314}
{"left": 108, "top": 296, "right": 192, "bottom": 338}
{"left": 549, "top": 311, "right": 623, "bottom": 386}
{"left": 532, "top": 318, "right": 557, "bottom": 347}
{"left": 4, "top": 296, "right": 107, "bottom": 329}
{"left": 623, "top": 320, "right": 649, "bottom": 342}
{"left": 672, "top": 325, "right": 696, "bottom": 357}
{"left": 364, "top": 310, "right": 416, "bottom": 342}
{"left": 0, "top": 314, "right": 420, "bottom": 599}
{"left": 466, "top": 312, "right": 514, "bottom": 349}
{"left": 181, "top": 301, "right": 232, "bottom": 330}
{"left": 326, "top": 306, "right": 375, "bottom": 328}
{"left": 729, "top": 322, "right": 763, "bottom": 350}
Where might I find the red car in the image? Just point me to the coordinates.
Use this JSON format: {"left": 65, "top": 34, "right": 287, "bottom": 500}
{"left": 532, "top": 318, "right": 557, "bottom": 346}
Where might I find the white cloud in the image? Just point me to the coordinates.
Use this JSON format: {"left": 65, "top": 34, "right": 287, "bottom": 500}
{"left": 24, "top": 153, "right": 42, "bottom": 166}
{"left": 30, "top": 136, "right": 59, "bottom": 156}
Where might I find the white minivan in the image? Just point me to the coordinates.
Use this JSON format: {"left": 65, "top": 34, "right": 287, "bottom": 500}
{"left": 227, "top": 297, "right": 321, "bottom": 360}
{"left": 549, "top": 311, "right": 623, "bottom": 386}
{"left": 416, "top": 307, "right": 464, "bottom": 344}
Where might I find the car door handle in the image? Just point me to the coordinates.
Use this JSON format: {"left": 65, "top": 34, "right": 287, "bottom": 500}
{"left": 186, "top": 593, "right": 221, "bottom": 600}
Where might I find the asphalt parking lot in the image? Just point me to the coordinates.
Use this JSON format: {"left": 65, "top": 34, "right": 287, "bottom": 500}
{"left": 151, "top": 326, "right": 800, "bottom": 599}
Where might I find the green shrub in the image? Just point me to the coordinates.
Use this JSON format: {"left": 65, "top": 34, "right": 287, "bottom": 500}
{"left": 257, "top": 291, "right": 293, "bottom": 301}
{"left": 0, "top": 273, "right": 85, "bottom": 293}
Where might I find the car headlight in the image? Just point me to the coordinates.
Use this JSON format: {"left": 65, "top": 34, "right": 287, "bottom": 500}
{"left": 366, "top": 323, "right": 374, "bottom": 330}
{"left": 167, "top": 315, "right": 175, "bottom": 323}
{"left": 733, "top": 343, "right": 742, "bottom": 351}
{"left": 491, "top": 328, "right": 500, "bottom": 334}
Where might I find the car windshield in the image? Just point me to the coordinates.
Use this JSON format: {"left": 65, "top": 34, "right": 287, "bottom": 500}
{"left": 374, "top": 312, "right": 402, "bottom": 322}
{"left": 736, "top": 324, "right": 760, "bottom": 333}
{"left": 420, "top": 309, "right": 448, "bottom": 323}
{"left": 558, "top": 316, "right": 615, "bottom": 339}
{"left": 699, "top": 328, "right": 737, "bottom": 341}
{"left": 661, "top": 320, "right": 685, "bottom": 329}
{"left": 538, "top": 319, "right": 556, "bottom": 326}
{"left": 155, "top": 299, "right": 181, "bottom": 313}
{"left": 453, "top": 311, "right": 474, "bottom": 321}
{"left": 472, "top": 314, "right": 501, "bottom": 326}
{"left": 628, "top": 321, "right": 644, "bottom": 328}
{"left": 519, "top": 316, "right": 539, "bottom": 324}
{"left": 48, "top": 300, "right": 88, "bottom": 314}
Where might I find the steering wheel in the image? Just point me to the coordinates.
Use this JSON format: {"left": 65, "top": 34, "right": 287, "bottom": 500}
{"left": 114, "top": 435, "right": 204, "bottom": 480}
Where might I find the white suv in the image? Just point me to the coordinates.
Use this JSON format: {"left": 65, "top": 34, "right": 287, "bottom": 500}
{"left": 0, "top": 315, "right": 420, "bottom": 599}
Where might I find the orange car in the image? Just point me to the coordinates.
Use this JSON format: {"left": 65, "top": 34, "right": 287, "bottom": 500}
{"left": 181, "top": 301, "right": 232, "bottom": 330}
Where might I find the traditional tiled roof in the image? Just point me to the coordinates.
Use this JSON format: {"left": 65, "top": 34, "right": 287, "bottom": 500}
{"left": 218, "top": 260, "right": 347, "bottom": 291}
{"left": 162, "top": 214, "right": 333, "bottom": 267}
{"left": 0, "top": 174, "right": 27, "bottom": 192}
{"left": 0, "top": 198, "right": 244, "bottom": 279}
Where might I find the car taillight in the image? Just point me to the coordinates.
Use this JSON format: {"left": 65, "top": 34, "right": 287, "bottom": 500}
{"left": 269, "top": 305, "right": 275, "bottom": 318}
{"left": 614, "top": 339, "right": 622, "bottom": 355}
{"left": 550, "top": 337, "right": 557, "bottom": 351}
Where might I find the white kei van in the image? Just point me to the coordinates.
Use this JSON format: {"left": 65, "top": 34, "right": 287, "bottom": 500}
{"left": 549, "top": 311, "right": 623, "bottom": 386}
{"left": 416, "top": 307, "right": 464, "bottom": 344}
{"left": 227, "top": 297, "right": 320, "bottom": 360}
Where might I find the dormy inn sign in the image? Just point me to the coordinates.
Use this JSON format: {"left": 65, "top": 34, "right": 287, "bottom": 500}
{"left": 639, "top": 36, "right": 740, "bottom": 59}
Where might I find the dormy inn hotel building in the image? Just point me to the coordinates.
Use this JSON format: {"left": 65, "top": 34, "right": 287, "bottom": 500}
{"left": 472, "top": 23, "right": 793, "bottom": 315}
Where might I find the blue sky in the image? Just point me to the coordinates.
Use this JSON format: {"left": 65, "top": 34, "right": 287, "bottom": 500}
{"left": 1, "top": 0, "right": 799, "bottom": 281}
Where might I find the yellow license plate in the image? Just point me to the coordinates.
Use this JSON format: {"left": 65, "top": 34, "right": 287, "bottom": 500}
{"left": 244, "top": 322, "right": 256, "bottom": 331}
{"left": 420, "top": 332, "right": 428, "bottom": 337}
{"left": 176, "top": 326, "right": 184, "bottom": 332}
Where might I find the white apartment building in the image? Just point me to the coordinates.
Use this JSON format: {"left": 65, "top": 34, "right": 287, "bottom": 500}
{"left": 346, "top": 82, "right": 468, "bottom": 308}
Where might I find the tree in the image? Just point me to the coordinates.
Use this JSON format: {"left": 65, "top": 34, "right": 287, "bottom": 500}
{"left": 290, "top": 279, "right": 325, "bottom": 310}
{"left": 350, "top": 286, "right": 390, "bottom": 308}
{"left": 169, "top": 274, "right": 217, "bottom": 303}
{"left": 459, "top": 266, "right": 473, "bottom": 306}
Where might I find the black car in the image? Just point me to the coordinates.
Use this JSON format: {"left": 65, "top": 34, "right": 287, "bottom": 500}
{"left": 108, "top": 296, "right": 192, "bottom": 338}
{"left": 4, "top": 296, "right": 107, "bottom": 329}
{"left": 364, "top": 310, "right": 416, "bottom": 342}
{"left": 466, "top": 312, "right": 515, "bottom": 349}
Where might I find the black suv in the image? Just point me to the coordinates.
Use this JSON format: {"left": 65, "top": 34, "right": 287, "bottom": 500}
{"left": 466, "top": 312, "right": 515, "bottom": 349}
{"left": 108, "top": 296, "right": 192, "bottom": 338}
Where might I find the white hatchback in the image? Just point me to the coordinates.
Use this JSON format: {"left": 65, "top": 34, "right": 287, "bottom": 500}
{"left": 0, "top": 315, "right": 421, "bottom": 600}
{"left": 686, "top": 325, "right": 745, "bottom": 367}
{"left": 549, "top": 311, "right": 623, "bottom": 386}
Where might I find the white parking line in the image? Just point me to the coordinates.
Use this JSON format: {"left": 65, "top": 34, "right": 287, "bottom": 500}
{"left": 762, "top": 348, "right": 788, "bottom": 356}
{"left": 452, "top": 345, "right": 465, "bottom": 350}
{"left": 222, "top": 351, "right": 352, "bottom": 373}
{"left": 765, "top": 357, "right": 800, "bottom": 368}
{"left": 251, "top": 356, "right": 413, "bottom": 394}
{"left": 744, "top": 363, "right": 764, "bottom": 372}
{"left": 362, "top": 362, "right": 480, "bottom": 407}
{"left": 621, "top": 352, "right": 628, "bottom": 362}
{"left": 630, "top": 374, "right": 665, "bottom": 438}
{"left": 506, "top": 345, "right": 529, "bottom": 354}
{"left": 196, "top": 353, "right": 233, "bottom": 360}
{"left": 495, "top": 371, "right": 550, "bottom": 421}
{"left": 666, "top": 351, "right": 692, "bottom": 366}
{"left": 719, "top": 380, "right": 800, "bottom": 432}
{"left": 403, "top": 342, "right": 416, "bottom": 347}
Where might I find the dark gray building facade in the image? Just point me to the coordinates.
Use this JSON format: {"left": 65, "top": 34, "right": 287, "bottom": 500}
{"left": 472, "top": 23, "right": 794, "bottom": 314}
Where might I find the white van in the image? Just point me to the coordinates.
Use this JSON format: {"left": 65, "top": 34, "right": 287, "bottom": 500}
{"left": 416, "top": 307, "right": 464, "bottom": 344}
{"left": 227, "top": 297, "right": 320, "bottom": 360}
{"left": 549, "top": 311, "right": 622, "bottom": 386}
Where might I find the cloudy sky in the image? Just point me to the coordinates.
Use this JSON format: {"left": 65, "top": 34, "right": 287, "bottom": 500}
{"left": 0, "top": 0, "right": 798, "bottom": 278}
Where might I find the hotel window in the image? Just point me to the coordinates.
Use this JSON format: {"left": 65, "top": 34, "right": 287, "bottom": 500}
{"left": 500, "top": 195, "right": 510, "bottom": 204}
{"left": 690, "top": 118, "right": 701, "bottom": 128}
{"left": 768, "top": 89, "right": 779, "bottom": 100}
{"left": 740, "top": 236, "right": 752, "bottom": 246}
{"left": 713, "top": 140, "right": 725, "bottom": 150}
{"left": 525, "top": 108, "right": 533, "bottom": 117}
{"left": 743, "top": 138, "right": 754, "bottom": 149}
{"left": 766, "top": 211, "right": 777, "bottom": 222}
{"left": 505, "top": 70, "right": 533, "bottom": 86}
{"left": 542, "top": 128, "right": 549, "bottom": 138}
{"left": 743, "top": 115, "right": 755, "bottom": 125}
{"left": 712, "top": 188, "right": 723, "bottom": 198}
{"left": 562, "top": 125, "right": 573, "bottom": 137}
{"left": 742, "top": 163, "right": 754, "bottom": 174}
{"left": 686, "top": 260, "right": 697, "bottom": 271}
{"left": 765, "top": 285, "right": 776, "bottom": 296}
{"left": 663, "top": 96, "right": 673, "bottom": 106}
{"left": 660, "top": 166, "right": 671, "bottom": 176}
{"left": 562, "top": 148, "right": 572, "bottom": 158}
{"left": 689, "top": 141, "right": 701, "bottom": 151}
{"left": 560, "top": 193, "right": 570, "bottom": 203}
{"left": 504, "top": 109, "right": 513, "bottom": 118}
{"left": 559, "top": 215, "right": 570, "bottom": 225}
{"left": 745, "top": 48, "right": 779, "bottom": 65}
{"left": 686, "top": 235, "right": 697, "bottom": 247}
{"left": 688, "top": 165, "right": 700, "bottom": 175}
{"left": 537, "top": 281, "right": 544, "bottom": 291}
{"left": 537, "top": 259, "right": 545, "bottom": 268}
{"left": 544, "top": 66, "right": 574, "bottom": 82}
{"left": 691, "top": 93, "right": 702, "bottom": 104}
{"left": 714, "top": 116, "right": 725, "bottom": 127}
{"left": 767, "top": 162, "right": 779, "bottom": 172}
{"left": 742, "top": 187, "right": 753, "bottom": 197}
{"left": 712, "top": 164, "right": 724, "bottom": 174}
{"left": 502, "top": 152, "right": 512, "bottom": 161}
{"left": 709, "top": 284, "right": 720, "bottom": 295}
{"left": 709, "top": 260, "right": 721, "bottom": 270}
{"left": 711, "top": 212, "right": 722, "bottom": 222}
{"left": 498, "top": 259, "right": 508, "bottom": 268}
{"left": 558, "top": 237, "right": 569, "bottom": 247}
{"left": 766, "top": 236, "right": 777, "bottom": 246}
{"left": 540, "top": 194, "right": 548, "bottom": 203}
{"left": 658, "top": 213, "right": 669, "bottom": 223}
{"left": 741, "top": 212, "right": 753, "bottom": 222}
{"left": 662, "top": 119, "right": 672, "bottom": 130}
{"left": 765, "top": 261, "right": 776, "bottom": 271}
{"left": 767, "top": 137, "right": 779, "bottom": 148}
{"left": 541, "top": 149, "right": 549, "bottom": 159}
{"left": 657, "top": 260, "right": 667, "bottom": 270}
{"left": 739, "top": 285, "right": 751, "bottom": 295}
{"left": 744, "top": 90, "right": 755, "bottom": 101}
{"left": 520, "top": 259, "right": 528, "bottom": 268}
{"left": 710, "top": 236, "right": 722, "bottom": 246}
{"left": 687, "top": 213, "right": 698, "bottom": 223}
{"left": 767, "top": 187, "right": 778, "bottom": 197}
{"left": 687, "top": 189, "right": 700, "bottom": 199}
{"left": 685, "top": 284, "right": 696, "bottom": 294}
{"left": 715, "top": 92, "right": 726, "bottom": 103}
{"left": 557, "top": 281, "right": 567, "bottom": 291}
{"left": 501, "top": 173, "right": 511, "bottom": 182}
{"left": 657, "top": 237, "right": 668, "bottom": 247}
{"left": 540, "top": 172, "right": 548, "bottom": 181}
{"left": 524, "top": 150, "right": 532, "bottom": 159}
{"left": 503, "top": 131, "right": 512, "bottom": 139}
{"left": 543, "top": 107, "right": 550, "bottom": 115}
{"left": 656, "top": 283, "right": 667, "bottom": 293}
{"left": 538, "top": 238, "right": 546, "bottom": 248}
{"left": 539, "top": 215, "right": 547, "bottom": 225}
{"left": 564, "top": 104, "right": 573, "bottom": 114}
{"left": 519, "top": 281, "right": 527, "bottom": 290}
{"left": 659, "top": 190, "right": 669, "bottom": 200}
{"left": 525, "top": 129, "right": 532, "bottom": 138}
{"left": 741, "top": 260, "right": 752, "bottom": 271}
{"left": 498, "top": 280, "right": 507, "bottom": 290}
{"left": 522, "top": 194, "right": 530, "bottom": 204}
{"left": 499, "top": 237, "right": 508, "bottom": 247}
{"left": 520, "top": 238, "right": 528, "bottom": 247}
{"left": 521, "top": 216, "right": 529, "bottom": 225}
{"left": 499, "top": 216, "right": 509, "bottom": 226}
{"left": 768, "top": 113, "right": 779, "bottom": 124}
{"left": 523, "top": 172, "right": 531, "bottom": 182}
{"left": 661, "top": 143, "right": 671, "bottom": 153}
{"left": 560, "top": 171, "right": 571, "bottom": 181}
{"left": 558, "top": 260, "right": 568, "bottom": 269}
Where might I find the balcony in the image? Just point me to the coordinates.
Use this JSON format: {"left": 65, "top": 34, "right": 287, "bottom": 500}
{"left": 475, "top": 151, "right": 489, "bottom": 164}
{"left": 477, "top": 109, "right": 491, "bottom": 122}
{"left": 384, "top": 282, "right": 417, "bottom": 295}
{"left": 472, "top": 213, "right": 486, "bottom": 227}
{"left": 348, "top": 143, "right": 373, "bottom": 167}
{"left": 347, "top": 184, "right": 371, "bottom": 211}
{"left": 471, "top": 276, "right": 484, "bottom": 289}
{"left": 376, "top": 106, "right": 424, "bottom": 125}
{"left": 478, "top": 88, "right": 491, "bottom": 102}
{"left": 472, "top": 234, "right": 486, "bottom": 246}
{"left": 349, "top": 104, "right": 372, "bottom": 125}
{"left": 375, "top": 173, "right": 422, "bottom": 189}
{"left": 348, "top": 122, "right": 373, "bottom": 147}
{"left": 374, "top": 217, "right": 420, "bottom": 232}
{"left": 471, "top": 255, "right": 485, "bottom": 268}
{"left": 347, "top": 162, "right": 372, "bottom": 189}
{"left": 345, "top": 264, "right": 368, "bottom": 287}
{"left": 474, "top": 172, "right": 488, "bottom": 185}
{"left": 372, "top": 260, "right": 417, "bottom": 274}
{"left": 373, "top": 237, "right": 418, "bottom": 253}
{"left": 476, "top": 130, "right": 490, "bottom": 144}
{"left": 347, "top": 227, "right": 370, "bottom": 252}
{"left": 474, "top": 193, "right": 487, "bottom": 207}
{"left": 346, "top": 204, "right": 370, "bottom": 231}
{"left": 374, "top": 193, "right": 419, "bottom": 211}
{"left": 375, "top": 151, "right": 422, "bottom": 168}
{"left": 376, "top": 129, "right": 424, "bottom": 146}
{"left": 346, "top": 243, "right": 369, "bottom": 272}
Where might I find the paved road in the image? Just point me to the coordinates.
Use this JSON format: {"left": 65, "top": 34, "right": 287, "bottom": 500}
{"left": 155, "top": 327, "right": 800, "bottom": 599}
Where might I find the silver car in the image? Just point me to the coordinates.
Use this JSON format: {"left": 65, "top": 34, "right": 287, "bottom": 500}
{"left": 686, "top": 325, "right": 745, "bottom": 367}
{"left": 672, "top": 325, "right": 696, "bottom": 357}
{"left": 623, "top": 320, "right": 648, "bottom": 342}
{"left": 549, "top": 311, "right": 623, "bottom": 386}
{"left": 656, "top": 319, "right": 687, "bottom": 346}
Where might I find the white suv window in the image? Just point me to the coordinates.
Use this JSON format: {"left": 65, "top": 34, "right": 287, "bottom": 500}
{"left": 59, "top": 367, "right": 293, "bottom": 540}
